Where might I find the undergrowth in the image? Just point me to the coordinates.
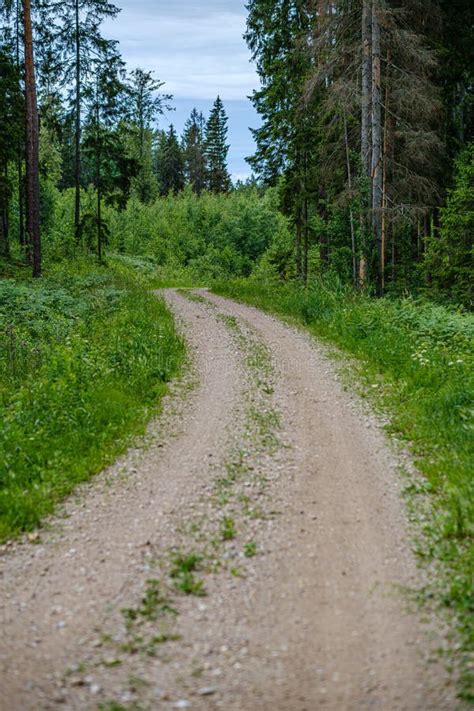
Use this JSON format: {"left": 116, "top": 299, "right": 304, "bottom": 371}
{"left": 213, "top": 276, "right": 474, "bottom": 698}
{"left": 0, "top": 258, "right": 184, "bottom": 541}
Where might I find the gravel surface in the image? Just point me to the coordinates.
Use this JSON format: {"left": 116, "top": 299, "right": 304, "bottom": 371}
{"left": 0, "top": 289, "right": 458, "bottom": 710}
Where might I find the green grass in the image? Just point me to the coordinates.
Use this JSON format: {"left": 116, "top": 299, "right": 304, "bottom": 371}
{"left": 170, "top": 551, "right": 206, "bottom": 596}
{"left": 221, "top": 515, "right": 236, "bottom": 541}
{"left": 0, "top": 259, "right": 185, "bottom": 541}
{"left": 213, "top": 276, "right": 474, "bottom": 696}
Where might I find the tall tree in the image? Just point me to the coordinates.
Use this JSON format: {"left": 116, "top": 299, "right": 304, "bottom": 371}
{"left": 245, "top": 0, "right": 316, "bottom": 279}
{"left": 23, "top": 0, "right": 41, "bottom": 276}
{"left": 39, "top": 0, "right": 120, "bottom": 237}
{"left": 126, "top": 68, "right": 171, "bottom": 202}
{"left": 82, "top": 41, "right": 132, "bottom": 259}
{"left": 0, "top": 46, "right": 23, "bottom": 259}
{"left": 205, "top": 96, "right": 231, "bottom": 193}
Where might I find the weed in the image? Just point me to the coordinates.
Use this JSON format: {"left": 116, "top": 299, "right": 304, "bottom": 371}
{"left": 170, "top": 552, "right": 206, "bottom": 596}
{"left": 244, "top": 542, "right": 257, "bottom": 558}
{"left": 221, "top": 516, "right": 236, "bottom": 541}
{"left": 121, "top": 579, "right": 176, "bottom": 628}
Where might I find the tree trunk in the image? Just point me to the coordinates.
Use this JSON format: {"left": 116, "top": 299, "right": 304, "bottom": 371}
{"left": 343, "top": 112, "right": 357, "bottom": 287}
{"left": 23, "top": 0, "right": 41, "bottom": 278}
{"left": 371, "top": 0, "right": 383, "bottom": 295}
{"left": 74, "top": 0, "right": 81, "bottom": 241}
{"left": 295, "top": 216, "right": 302, "bottom": 280}
{"left": 95, "top": 94, "right": 102, "bottom": 263}
{"left": 361, "top": 0, "right": 372, "bottom": 178}
{"left": 16, "top": 0, "right": 26, "bottom": 255}
{"left": 381, "top": 52, "right": 393, "bottom": 293}
{"left": 303, "top": 196, "right": 309, "bottom": 284}
{"left": 97, "top": 169, "right": 102, "bottom": 262}
{"left": 360, "top": 0, "right": 372, "bottom": 288}
{"left": 0, "top": 167, "right": 10, "bottom": 258}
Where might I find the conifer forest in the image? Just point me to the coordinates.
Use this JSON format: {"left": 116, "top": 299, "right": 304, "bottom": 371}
{"left": 0, "top": 2, "right": 473, "bottom": 709}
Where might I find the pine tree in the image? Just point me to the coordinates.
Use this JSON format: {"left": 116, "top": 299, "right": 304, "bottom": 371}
{"left": 1, "top": 0, "right": 28, "bottom": 255}
{"left": 205, "top": 96, "right": 231, "bottom": 193}
{"left": 23, "top": 0, "right": 41, "bottom": 277}
{"left": 0, "top": 46, "right": 23, "bottom": 259}
{"left": 38, "top": 0, "right": 120, "bottom": 238}
{"left": 182, "top": 108, "right": 206, "bottom": 194}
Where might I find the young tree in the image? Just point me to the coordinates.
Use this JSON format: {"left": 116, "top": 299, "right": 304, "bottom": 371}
{"left": 424, "top": 143, "right": 474, "bottom": 307}
{"left": 82, "top": 42, "right": 135, "bottom": 260}
{"left": 182, "top": 108, "right": 206, "bottom": 194}
{"left": 205, "top": 96, "right": 231, "bottom": 193}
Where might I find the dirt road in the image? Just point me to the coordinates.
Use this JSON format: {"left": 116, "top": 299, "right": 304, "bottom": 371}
{"left": 0, "top": 289, "right": 457, "bottom": 710}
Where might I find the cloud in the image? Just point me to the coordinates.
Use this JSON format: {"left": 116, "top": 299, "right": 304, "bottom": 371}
{"left": 103, "top": 1, "right": 260, "bottom": 177}
{"left": 104, "top": 1, "right": 258, "bottom": 101}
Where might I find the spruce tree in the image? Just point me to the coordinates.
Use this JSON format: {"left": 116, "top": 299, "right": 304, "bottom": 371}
{"left": 126, "top": 68, "right": 171, "bottom": 203}
{"left": 82, "top": 42, "right": 134, "bottom": 259}
{"left": 205, "top": 96, "right": 231, "bottom": 193}
{"left": 157, "top": 125, "right": 185, "bottom": 195}
{"left": 245, "top": 0, "right": 317, "bottom": 280}
{"left": 182, "top": 108, "right": 206, "bottom": 194}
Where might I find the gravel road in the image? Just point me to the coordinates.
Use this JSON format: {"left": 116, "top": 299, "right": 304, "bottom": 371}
{"left": 0, "top": 289, "right": 457, "bottom": 710}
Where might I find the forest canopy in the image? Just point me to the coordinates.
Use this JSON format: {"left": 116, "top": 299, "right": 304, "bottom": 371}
{"left": 0, "top": 0, "right": 472, "bottom": 306}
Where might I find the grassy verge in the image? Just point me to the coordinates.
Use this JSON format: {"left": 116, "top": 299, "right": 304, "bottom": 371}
{"left": 0, "top": 259, "right": 184, "bottom": 542}
{"left": 213, "top": 277, "right": 474, "bottom": 698}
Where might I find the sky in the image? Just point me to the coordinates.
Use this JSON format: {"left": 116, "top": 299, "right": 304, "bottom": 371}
{"left": 103, "top": 0, "right": 261, "bottom": 181}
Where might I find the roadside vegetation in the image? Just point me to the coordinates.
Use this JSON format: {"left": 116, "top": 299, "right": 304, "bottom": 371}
{"left": 0, "top": 259, "right": 184, "bottom": 541}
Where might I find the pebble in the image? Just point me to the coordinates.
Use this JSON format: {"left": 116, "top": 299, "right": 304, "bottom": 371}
{"left": 198, "top": 687, "right": 217, "bottom": 696}
{"left": 173, "top": 701, "right": 191, "bottom": 709}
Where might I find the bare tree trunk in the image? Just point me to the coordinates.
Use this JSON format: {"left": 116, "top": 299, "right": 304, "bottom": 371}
{"left": 74, "top": 0, "right": 81, "bottom": 241}
{"left": 95, "top": 92, "right": 103, "bottom": 263}
{"left": 303, "top": 196, "right": 309, "bottom": 284}
{"left": 303, "top": 149, "right": 309, "bottom": 284}
{"left": 23, "top": 0, "right": 41, "bottom": 278}
{"left": 0, "top": 166, "right": 10, "bottom": 257}
{"left": 295, "top": 215, "right": 302, "bottom": 280}
{"left": 97, "top": 167, "right": 102, "bottom": 262}
{"left": 16, "top": 0, "right": 26, "bottom": 255}
{"left": 361, "top": 0, "right": 372, "bottom": 178}
{"left": 360, "top": 0, "right": 372, "bottom": 288}
{"left": 381, "top": 52, "right": 392, "bottom": 294}
{"left": 371, "top": 0, "right": 383, "bottom": 295}
{"left": 343, "top": 112, "right": 357, "bottom": 287}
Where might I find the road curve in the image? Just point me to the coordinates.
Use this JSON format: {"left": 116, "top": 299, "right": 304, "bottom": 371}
{"left": 0, "top": 289, "right": 456, "bottom": 710}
